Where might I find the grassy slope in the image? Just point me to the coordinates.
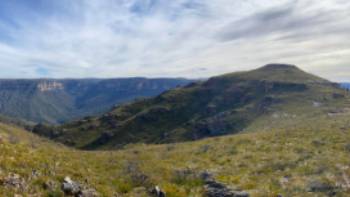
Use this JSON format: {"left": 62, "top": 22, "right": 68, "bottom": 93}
{"left": 39, "top": 64, "right": 348, "bottom": 149}
{"left": 2, "top": 101, "right": 350, "bottom": 196}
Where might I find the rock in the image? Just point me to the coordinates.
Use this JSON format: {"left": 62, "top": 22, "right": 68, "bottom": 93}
{"left": 79, "top": 188, "right": 99, "bottom": 197}
{"left": 201, "top": 172, "right": 249, "bottom": 197}
{"left": 31, "top": 169, "right": 41, "bottom": 179}
{"left": 61, "top": 176, "right": 99, "bottom": 197}
{"left": 61, "top": 176, "right": 81, "bottom": 195}
{"left": 312, "top": 101, "right": 322, "bottom": 107}
{"left": 2, "top": 173, "right": 25, "bottom": 189}
{"left": 307, "top": 180, "right": 335, "bottom": 193}
{"left": 233, "top": 191, "right": 250, "bottom": 197}
{"left": 150, "top": 186, "right": 166, "bottom": 197}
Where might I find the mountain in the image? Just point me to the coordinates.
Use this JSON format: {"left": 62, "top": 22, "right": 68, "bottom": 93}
{"left": 33, "top": 64, "right": 350, "bottom": 149}
{"left": 3, "top": 64, "right": 350, "bottom": 196}
{"left": 0, "top": 78, "right": 191, "bottom": 124}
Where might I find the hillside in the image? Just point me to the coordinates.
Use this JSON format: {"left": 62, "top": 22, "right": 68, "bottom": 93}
{"left": 2, "top": 109, "right": 350, "bottom": 196}
{"left": 0, "top": 78, "right": 191, "bottom": 124}
{"left": 32, "top": 64, "right": 349, "bottom": 149}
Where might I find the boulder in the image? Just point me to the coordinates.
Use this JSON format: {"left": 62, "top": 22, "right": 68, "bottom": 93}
{"left": 204, "top": 181, "right": 249, "bottom": 197}
{"left": 150, "top": 186, "right": 166, "bottom": 197}
{"left": 61, "top": 176, "right": 81, "bottom": 195}
{"left": 201, "top": 172, "right": 249, "bottom": 197}
{"left": 61, "top": 177, "right": 99, "bottom": 197}
{"left": 307, "top": 180, "right": 335, "bottom": 192}
{"left": 80, "top": 188, "right": 99, "bottom": 197}
{"left": 2, "top": 173, "right": 25, "bottom": 190}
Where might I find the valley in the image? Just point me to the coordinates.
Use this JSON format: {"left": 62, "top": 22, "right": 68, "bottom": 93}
{"left": 0, "top": 64, "right": 349, "bottom": 196}
{"left": 0, "top": 78, "right": 191, "bottom": 124}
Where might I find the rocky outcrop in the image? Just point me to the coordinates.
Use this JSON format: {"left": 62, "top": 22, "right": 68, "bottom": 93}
{"left": 37, "top": 81, "right": 64, "bottom": 92}
{"left": 61, "top": 176, "right": 99, "bottom": 197}
{"left": 1, "top": 173, "right": 26, "bottom": 190}
{"left": 201, "top": 172, "right": 249, "bottom": 197}
{"left": 62, "top": 177, "right": 81, "bottom": 195}
{"left": 150, "top": 186, "right": 166, "bottom": 197}
{"left": 307, "top": 179, "right": 336, "bottom": 195}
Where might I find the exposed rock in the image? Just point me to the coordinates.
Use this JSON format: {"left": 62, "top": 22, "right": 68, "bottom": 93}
{"left": 201, "top": 172, "right": 249, "bottom": 197}
{"left": 312, "top": 101, "right": 322, "bottom": 107}
{"left": 62, "top": 176, "right": 81, "bottom": 195}
{"left": 2, "top": 173, "right": 26, "bottom": 190}
{"left": 37, "top": 81, "right": 64, "bottom": 92}
{"left": 327, "top": 108, "right": 350, "bottom": 117}
{"left": 150, "top": 186, "right": 166, "bottom": 197}
{"left": 204, "top": 180, "right": 249, "bottom": 197}
{"left": 307, "top": 180, "right": 335, "bottom": 194}
{"left": 31, "top": 169, "right": 41, "bottom": 179}
{"left": 61, "top": 176, "right": 99, "bottom": 197}
{"left": 80, "top": 188, "right": 99, "bottom": 197}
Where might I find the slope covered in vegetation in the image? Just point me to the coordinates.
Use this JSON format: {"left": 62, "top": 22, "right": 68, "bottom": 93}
{"left": 33, "top": 64, "right": 349, "bottom": 149}
{"left": 2, "top": 109, "right": 350, "bottom": 196}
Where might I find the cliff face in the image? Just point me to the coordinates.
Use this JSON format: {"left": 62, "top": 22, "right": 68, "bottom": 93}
{"left": 37, "top": 81, "right": 64, "bottom": 92}
{"left": 0, "top": 78, "right": 192, "bottom": 124}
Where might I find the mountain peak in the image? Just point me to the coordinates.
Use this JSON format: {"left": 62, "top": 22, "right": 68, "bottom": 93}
{"left": 260, "top": 63, "right": 298, "bottom": 70}
{"left": 219, "top": 63, "right": 329, "bottom": 84}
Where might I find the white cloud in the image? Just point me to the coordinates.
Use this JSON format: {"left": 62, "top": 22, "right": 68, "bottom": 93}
{"left": 0, "top": 0, "right": 349, "bottom": 81}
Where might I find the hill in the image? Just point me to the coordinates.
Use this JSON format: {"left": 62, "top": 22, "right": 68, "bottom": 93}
{"left": 2, "top": 109, "right": 350, "bottom": 196}
{"left": 0, "top": 78, "right": 191, "bottom": 124}
{"left": 32, "top": 64, "right": 349, "bottom": 149}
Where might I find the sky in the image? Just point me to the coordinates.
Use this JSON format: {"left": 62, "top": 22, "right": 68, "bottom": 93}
{"left": 0, "top": 0, "right": 349, "bottom": 81}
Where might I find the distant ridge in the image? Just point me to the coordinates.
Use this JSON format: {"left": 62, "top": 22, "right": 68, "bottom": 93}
{"left": 0, "top": 78, "right": 192, "bottom": 124}
{"left": 341, "top": 83, "right": 350, "bottom": 90}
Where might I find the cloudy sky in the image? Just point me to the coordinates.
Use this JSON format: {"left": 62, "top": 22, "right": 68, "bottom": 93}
{"left": 0, "top": 0, "right": 349, "bottom": 81}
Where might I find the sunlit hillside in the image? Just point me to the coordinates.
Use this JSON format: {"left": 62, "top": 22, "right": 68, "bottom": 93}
{"left": 2, "top": 106, "right": 350, "bottom": 196}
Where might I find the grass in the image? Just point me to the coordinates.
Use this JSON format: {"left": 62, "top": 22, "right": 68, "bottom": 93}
{"left": 2, "top": 108, "right": 350, "bottom": 196}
